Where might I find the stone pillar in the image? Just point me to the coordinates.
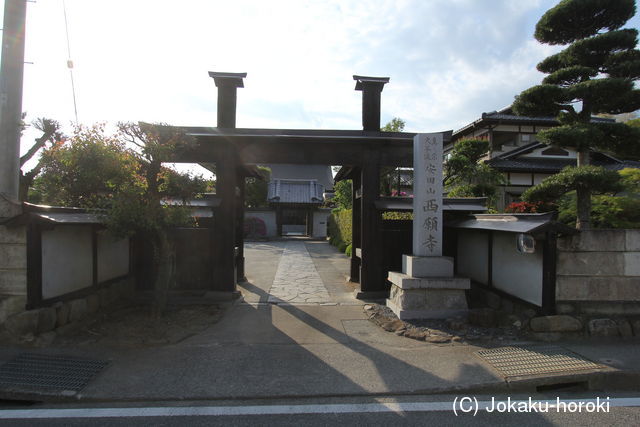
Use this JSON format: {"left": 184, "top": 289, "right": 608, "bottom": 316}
{"left": 386, "top": 133, "right": 469, "bottom": 319}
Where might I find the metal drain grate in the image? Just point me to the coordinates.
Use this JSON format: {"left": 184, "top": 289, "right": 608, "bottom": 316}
{"left": 476, "top": 345, "right": 604, "bottom": 378}
{"left": 0, "top": 353, "right": 109, "bottom": 393}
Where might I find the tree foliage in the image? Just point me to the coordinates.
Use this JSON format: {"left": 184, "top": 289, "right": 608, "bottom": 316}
{"left": 619, "top": 167, "right": 640, "bottom": 194}
{"left": 534, "top": 0, "right": 636, "bottom": 45}
{"left": 522, "top": 165, "right": 623, "bottom": 202}
{"left": 108, "top": 122, "right": 203, "bottom": 317}
{"left": 443, "top": 138, "right": 504, "bottom": 205}
{"left": 245, "top": 166, "right": 271, "bottom": 208}
{"left": 333, "top": 179, "right": 352, "bottom": 210}
{"left": 19, "top": 118, "right": 64, "bottom": 202}
{"left": 512, "top": 0, "right": 640, "bottom": 228}
{"left": 31, "top": 124, "right": 138, "bottom": 208}
{"left": 31, "top": 122, "right": 210, "bottom": 316}
{"left": 557, "top": 193, "right": 640, "bottom": 228}
{"left": 380, "top": 118, "right": 407, "bottom": 195}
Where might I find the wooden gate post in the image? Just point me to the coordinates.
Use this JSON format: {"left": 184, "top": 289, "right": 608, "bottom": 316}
{"left": 358, "top": 152, "right": 385, "bottom": 298}
{"left": 212, "top": 143, "right": 237, "bottom": 292}
{"left": 350, "top": 170, "right": 361, "bottom": 283}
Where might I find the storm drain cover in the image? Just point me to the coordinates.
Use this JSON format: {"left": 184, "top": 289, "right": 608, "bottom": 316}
{"left": 476, "top": 345, "right": 604, "bottom": 378}
{"left": 0, "top": 353, "right": 109, "bottom": 394}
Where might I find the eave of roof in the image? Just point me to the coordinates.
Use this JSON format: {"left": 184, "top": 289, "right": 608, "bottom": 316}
{"left": 488, "top": 158, "right": 576, "bottom": 173}
{"left": 373, "top": 197, "right": 487, "bottom": 212}
{"left": 448, "top": 212, "right": 577, "bottom": 235}
{"left": 488, "top": 152, "right": 638, "bottom": 173}
{"left": 452, "top": 108, "right": 615, "bottom": 140}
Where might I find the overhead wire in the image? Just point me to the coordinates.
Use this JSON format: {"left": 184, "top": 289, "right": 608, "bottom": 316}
{"left": 62, "top": 0, "right": 78, "bottom": 124}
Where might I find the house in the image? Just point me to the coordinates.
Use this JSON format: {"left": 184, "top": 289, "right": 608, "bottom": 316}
{"left": 246, "top": 164, "right": 333, "bottom": 238}
{"left": 449, "top": 106, "right": 640, "bottom": 210}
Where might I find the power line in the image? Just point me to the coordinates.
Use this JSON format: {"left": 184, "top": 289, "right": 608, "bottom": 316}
{"left": 62, "top": 0, "right": 78, "bottom": 125}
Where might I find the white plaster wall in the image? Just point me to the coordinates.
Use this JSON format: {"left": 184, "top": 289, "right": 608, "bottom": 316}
{"left": 42, "top": 225, "right": 93, "bottom": 299}
{"left": 521, "top": 147, "right": 577, "bottom": 159}
{"left": 494, "top": 125, "right": 520, "bottom": 132}
{"left": 245, "top": 210, "right": 277, "bottom": 237}
{"left": 509, "top": 173, "right": 531, "bottom": 185}
{"left": 456, "top": 229, "right": 489, "bottom": 284}
{"left": 491, "top": 231, "right": 543, "bottom": 306}
{"left": 312, "top": 210, "right": 330, "bottom": 238}
{"left": 97, "top": 233, "right": 129, "bottom": 283}
{"left": 533, "top": 173, "right": 553, "bottom": 185}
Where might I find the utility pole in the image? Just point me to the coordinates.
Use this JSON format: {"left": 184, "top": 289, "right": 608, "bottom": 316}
{"left": 0, "top": 0, "right": 27, "bottom": 202}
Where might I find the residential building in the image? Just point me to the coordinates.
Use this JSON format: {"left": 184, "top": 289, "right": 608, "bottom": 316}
{"left": 449, "top": 106, "right": 640, "bottom": 210}
{"left": 247, "top": 164, "right": 333, "bottom": 237}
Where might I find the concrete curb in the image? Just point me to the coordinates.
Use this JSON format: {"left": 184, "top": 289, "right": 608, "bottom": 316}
{"left": 2, "top": 369, "right": 639, "bottom": 405}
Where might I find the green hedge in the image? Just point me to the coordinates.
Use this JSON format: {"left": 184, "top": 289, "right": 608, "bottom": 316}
{"left": 328, "top": 208, "right": 352, "bottom": 253}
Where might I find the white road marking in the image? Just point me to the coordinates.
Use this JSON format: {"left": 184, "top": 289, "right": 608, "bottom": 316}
{"left": 0, "top": 398, "right": 639, "bottom": 419}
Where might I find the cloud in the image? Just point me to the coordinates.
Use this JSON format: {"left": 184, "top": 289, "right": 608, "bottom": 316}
{"left": 16, "top": 0, "right": 640, "bottom": 165}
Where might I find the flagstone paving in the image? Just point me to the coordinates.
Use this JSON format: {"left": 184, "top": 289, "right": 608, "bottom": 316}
{"left": 267, "top": 240, "right": 332, "bottom": 303}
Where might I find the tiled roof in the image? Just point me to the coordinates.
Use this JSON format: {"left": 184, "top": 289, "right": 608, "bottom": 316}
{"left": 453, "top": 106, "right": 616, "bottom": 138}
{"left": 488, "top": 155, "right": 640, "bottom": 173}
{"left": 488, "top": 158, "right": 575, "bottom": 172}
{"left": 268, "top": 179, "right": 325, "bottom": 204}
{"left": 482, "top": 113, "right": 557, "bottom": 123}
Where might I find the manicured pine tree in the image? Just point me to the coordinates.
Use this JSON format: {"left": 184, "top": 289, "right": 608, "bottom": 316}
{"left": 513, "top": 0, "right": 640, "bottom": 229}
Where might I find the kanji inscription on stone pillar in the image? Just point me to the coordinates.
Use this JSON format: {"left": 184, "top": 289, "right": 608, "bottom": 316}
{"left": 412, "top": 133, "right": 443, "bottom": 257}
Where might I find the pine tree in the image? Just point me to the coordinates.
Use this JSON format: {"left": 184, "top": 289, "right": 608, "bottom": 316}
{"left": 513, "top": 0, "right": 640, "bottom": 229}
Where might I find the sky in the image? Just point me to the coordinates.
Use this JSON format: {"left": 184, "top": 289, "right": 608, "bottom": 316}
{"left": 7, "top": 0, "right": 640, "bottom": 177}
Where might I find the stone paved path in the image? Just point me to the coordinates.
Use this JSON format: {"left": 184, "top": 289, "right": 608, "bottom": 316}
{"left": 267, "top": 241, "right": 331, "bottom": 303}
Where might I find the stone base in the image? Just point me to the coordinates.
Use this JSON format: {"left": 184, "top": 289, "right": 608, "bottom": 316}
{"left": 388, "top": 271, "right": 470, "bottom": 290}
{"left": 402, "top": 255, "right": 453, "bottom": 278}
{"left": 387, "top": 268, "right": 470, "bottom": 320}
{"left": 386, "top": 296, "right": 468, "bottom": 320}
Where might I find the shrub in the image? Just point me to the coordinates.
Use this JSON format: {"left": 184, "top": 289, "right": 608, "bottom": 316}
{"left": 381, "top": 211, "right": 413, "bottom": 220}
{"left": 345, "top": 243, "right": 352, "bottom": 257}
{"left": 505, "top": 201, "right": 556, "bottom": 213}
{"left": 329, "top": 209, "right": 352, "bottom": 244}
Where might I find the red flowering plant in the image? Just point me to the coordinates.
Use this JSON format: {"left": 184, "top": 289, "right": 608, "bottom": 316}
{"left": 505, "top": 201, "right": 556, "bottom": 213}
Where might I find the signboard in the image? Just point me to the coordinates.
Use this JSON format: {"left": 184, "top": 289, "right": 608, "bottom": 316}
{"left": 412, "top": 133, "right": 443, "bottom": 257}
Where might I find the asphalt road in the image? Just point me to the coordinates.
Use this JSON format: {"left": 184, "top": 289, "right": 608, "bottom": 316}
{"left": 1, "top": 393, "right": 639, "bottom": 426}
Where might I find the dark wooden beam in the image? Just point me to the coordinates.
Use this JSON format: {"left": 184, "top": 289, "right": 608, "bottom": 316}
{"left": 276, "top": 205, "right": 282, "bottom": 237}
{"left": 350, "top": 170, "right": 361, "bottom": 283}
{"left": 208, "top": 71, "right": 246, "bottom": 128}
{"left": 212, "top": 143, "right": 237, "bottom": 292}
{"left": 542, "top": 232, "right": 557, "bottom": 315}
{"left": 26, "top": 219, "right": 42, "bottom": 309}
{"left": 306, "top": 208, "right": 313, "bottom": 237}
{"left": 358, "top": 152, "right": 386, "bottom": 298}
{"left": 92, "top": 226, "right": 98, "bottom": 286}
{"left": 353, "top": 75, "right": 389, "bottom": 131}
{"left": 236, "top": 174, "right": 246, "bottom": 282}
{"left": 170, "top": 135, "right": 417, "bottom": 167}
